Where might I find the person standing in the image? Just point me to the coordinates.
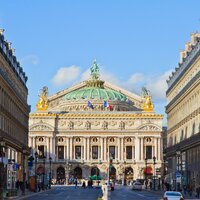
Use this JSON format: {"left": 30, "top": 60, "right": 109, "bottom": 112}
{"left": 75, "top": 178, "right": 78, "bottom": 188}
{"left": 196, "top": 187, "right": 200, "bottom": 198}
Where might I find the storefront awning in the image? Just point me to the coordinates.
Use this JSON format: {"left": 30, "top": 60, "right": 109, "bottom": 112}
{"left": 144, "top": 166, "right": 153, "bottom": 175}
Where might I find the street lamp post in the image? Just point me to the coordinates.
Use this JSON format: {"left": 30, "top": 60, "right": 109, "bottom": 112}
{"left": 42, "top": 156, "right": 46, "bottom": 190}
{"left": 145, "top": 158, "right": 148, "bottom": 189}
{"left": 34, "top": 152, "right": 38, "bottom": 192}
{"left": 176, "top": 149, "right": 181, "bottom": 191}
{"left": 28, "top": 155, "right": 34, "bottom": 191}
{"left": 49, "top": 157, "right": 52, "bottom": 189}
{"left": 153, "top": 156, "right": 156, "bottom": 190}
{"left": 22, "top": 148, "right": 27, "bottom": 195}
{"left": 0, "top": 139, "right": 6, "bottom": 199}
{"left": 163, "top": 153, "right": 166, "bottom": 185}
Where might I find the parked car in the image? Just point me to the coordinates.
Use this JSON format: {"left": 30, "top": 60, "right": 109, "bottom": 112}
{"left": 163, "top": 191, "right": 184, "bottom": 200}
{"left": 132, "top": 181, "right": 142, "bottom": 191}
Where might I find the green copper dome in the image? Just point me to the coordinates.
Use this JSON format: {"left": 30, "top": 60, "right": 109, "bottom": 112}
{"left": 64, "top": 60, "right": 127, "bottom": 102}
{"left": 64, "top": 87, "right": 127, "bottom": 101}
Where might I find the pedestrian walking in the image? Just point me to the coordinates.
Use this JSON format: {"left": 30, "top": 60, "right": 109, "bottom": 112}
{"left": 196, "top": 187, "right": 200, "bottom": 198}
{"left": 183, "top": 185, "right": 187, "bottom": 196}
{"left": 75, "top": 178, "right": 78, "bottom": 188}
{"left": 82, "top": 181, "right": 86, "bottom": 188}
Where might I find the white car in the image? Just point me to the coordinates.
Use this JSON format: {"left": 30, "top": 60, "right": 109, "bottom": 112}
{"left": 132, "top": 182, "right": 142, "bottom": 190}
{"left": 163, "top": 191, "right": 184, "bottom": 200}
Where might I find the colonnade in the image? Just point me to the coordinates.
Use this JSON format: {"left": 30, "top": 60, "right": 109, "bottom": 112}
{"left": 29, "top": 136, "right": 162, "bottom": 162}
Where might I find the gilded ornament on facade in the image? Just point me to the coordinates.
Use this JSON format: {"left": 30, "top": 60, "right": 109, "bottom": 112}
{"left": 36, "top": 86, "right": 48, "bottom": 111}
{"left": 141, "top": 87, "right": 154, "bottom": 112}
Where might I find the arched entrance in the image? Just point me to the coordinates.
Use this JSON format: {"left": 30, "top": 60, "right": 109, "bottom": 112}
{"left": 57, "top": 167, "right": 65, "bottom": 184}
{"left": 125, "top": 167, "right": 134, "bottom": 184}
{"left": 91, "top": 167, "right": 100, "bottom": 176}
{"left": 110, "top": 167, "right": 116, "bottom": 180}
{"left": 74, "top": 167, "right": 82, "bottom": 179}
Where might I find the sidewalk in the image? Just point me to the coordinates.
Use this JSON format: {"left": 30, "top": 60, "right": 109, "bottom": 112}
{"left": 5, "top": 189, "right": 49, "bottom": 200}
{"left": 145, "top": 189, "right": 200, "bottom": 200}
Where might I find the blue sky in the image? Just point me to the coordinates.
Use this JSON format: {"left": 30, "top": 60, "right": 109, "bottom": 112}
{"left": 1, "top": 0, "right": 200, "bottom": 125}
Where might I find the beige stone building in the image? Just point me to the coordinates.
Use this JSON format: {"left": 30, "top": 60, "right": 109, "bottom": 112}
{"left": 29, "top": 61, "right": 163, "bottom": 184}
{"left": 0, "top": 29, "right": 29, "bottom": 196}
{"left": 165, "top": 32, "right": 200, "bottom": 189}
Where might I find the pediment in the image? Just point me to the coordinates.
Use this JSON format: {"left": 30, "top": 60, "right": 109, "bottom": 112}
{"left": 29, "top": 123, "right": 54, "bottom": 131}
{"left": 138, "top": 124, "right": 161, "bottom": 132}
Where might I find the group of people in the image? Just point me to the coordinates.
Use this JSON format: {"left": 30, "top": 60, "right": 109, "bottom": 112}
{"left": 16, "top": 180, "right": 25, "bottom": 193}
{"left": 183, "top": 184, "right": 200, "bottom": 198}
{"left": 81, "top": 179, "right": 93, "bottom": 188}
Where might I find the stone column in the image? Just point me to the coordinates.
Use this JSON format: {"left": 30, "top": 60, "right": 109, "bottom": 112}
{"left": 100, "top": 137, "right": 103, "bottom": 161}
{"left": 87, "top": 137, "right": 90, "bottom": 160}
{"left": 154, "top": 137, "right": 157, "bottom": 158}
{"left": 132, "top": 145, "right": 135, "bottom": 161}
{"left": 46, "top": 137, "right": 49, "bottom": 161}
{"left": 141, "top": 137, "right": 144, "bottom": 160}
{"left": 98, "top": 145, "right": 101, "bottom": 161}
{"left": 84, "top": 137, "right": 87, "bottom": 161}
{"left": 50, "top": 137, "right": 52, "bottom": 159}
{"left": 28, "top": 137, "right": 31, "bottom": 147}
{"left": 135, "top": 136, "right": 140, "bottom": 161}
{"left": 33, "top": 137, "right": 36, "bottom": 153}
{"left": 64, "top": 145, "right": 66, "bottom": 160}
{"left": 118, "top": 138, "right": 121, "bottom": 161}
{"left": 69, "top": 137, "right": 73, "bottom": 160}
{"left": 158, "top": 137, "right": 161, "bottom": 161}
{"left": 66, "top": 137, "right": 69, "bottom": 160}
{"left": 121, "top": 137, "right": 124, "bottom": 161}
{"left": 52, "top": 136, "right": 56, "bottom": 161}
{"left": 104, "top": 137, "right": 107, "bottom": 162}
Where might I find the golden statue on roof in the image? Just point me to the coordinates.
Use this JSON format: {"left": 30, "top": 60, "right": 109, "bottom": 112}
{"left": 36, "top": 86, "right": 48, "bottom": 111}
{"left": 142, "top": 87, "right": 154, "bottom": 112}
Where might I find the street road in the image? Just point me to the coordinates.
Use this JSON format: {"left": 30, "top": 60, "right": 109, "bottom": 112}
{"left": 23, "top": 185, "right": 102, "bottom": 200}
{"left": 111, "top": 185, "right": 163, "bottom": 200}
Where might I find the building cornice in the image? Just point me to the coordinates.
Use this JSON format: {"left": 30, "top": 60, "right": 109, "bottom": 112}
{"left": 0, "top": 32, "right": 28, "bottom": 86}
{"left": 165, "top": 132, "right": 200, "bottom": 156}
{"left": 167, "top": 107, "right": 200, "bottom": 134}
{"left": 0, "top": 67, "right": 29, "bottom": 105}
{"left": 167, "top": 38, "right": 200, "bottom": 93}
{"left": 29, "top": 112, "right": 163, "bottom": 119}
{"left": 166, "top": 70, "right": 200, "bottom": 112}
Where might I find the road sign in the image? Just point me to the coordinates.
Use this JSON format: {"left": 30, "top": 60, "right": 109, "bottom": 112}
{"left": 176, "top": 171, "right": 182, "bottom": 183}
{"left": 176, "top": 171, "right": 181, "bottom": 178}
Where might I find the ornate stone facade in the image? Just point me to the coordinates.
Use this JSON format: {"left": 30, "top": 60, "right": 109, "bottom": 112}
{"left": 0, "top": 29, "right": 29, "bottom": 193}
{"left": 166, "top": 32, "right": 200, "bottom": 189}
{"left": 29, "top": 61, "right": 163, "bottom": 184}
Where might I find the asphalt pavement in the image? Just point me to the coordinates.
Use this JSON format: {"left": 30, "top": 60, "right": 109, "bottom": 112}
{"left": 19, "top": 185, "right": 102, "bottom": 200}
{"left": 111, "top": 185, "right": 163, "bottom": 200}
{"left": 16, "top": 185, "right": 198, "bottom": 200}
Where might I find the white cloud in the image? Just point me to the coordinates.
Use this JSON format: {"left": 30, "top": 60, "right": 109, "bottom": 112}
{"left": 121, "top": 69, "right": 173, "bottom": 101}
{"left": 52, "top": 63, "right": 172, "bottom": 102}
{"left": 52, "top": 66, "right": 80, "bottom": 87}
{"left": 128, "top": 73, "right": 144, "bottom": 84}
{"left": 80, "top": 69, "right": 90, "bottom": 81}
{"left": 100, "top": 69, "right": 119, "bottom": 85}
{"left": 145, "top": 70, "right": 173, "bottom": 100}
{"left": 20, "top": 55, "right": 39, "bottom": 65}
